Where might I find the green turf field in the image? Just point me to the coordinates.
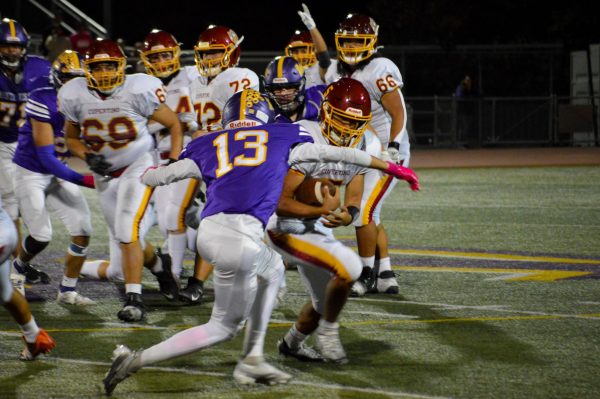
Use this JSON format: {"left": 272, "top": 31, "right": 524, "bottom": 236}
{"left": 1, "top": 166, "right": 599, "bottom": 398}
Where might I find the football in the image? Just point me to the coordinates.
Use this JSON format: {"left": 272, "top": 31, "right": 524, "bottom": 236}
{"left": 295, "top": 178, "right": 338, "bottom": 207}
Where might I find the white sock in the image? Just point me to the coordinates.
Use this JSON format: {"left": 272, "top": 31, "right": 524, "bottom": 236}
{"left": 125, "top": 284, "right": 142, "bottom": 295}
{"left": 61, "top": 276, "right": 78, "bottom": 288}
{"left": 360, "top": 255, "right": 375, "bottom": 269}
{"left": 150, "top": 255, "right": 163, "bottom": 274}
{"left": 20, "top": 317, "right": 40, "bottom": 344}
{"left": 80, "top": 260, "right": 102, "bottom": 279}
{"left": 379, "top": 257, "right": 392, "bottom": 273}
{"left": 168, "top": 232, "right": 187, "bottom": 277}
{"left": 284, "top": 324, "right": 308, "bottom": 349}
{"left": 318, "top": 319, "right": 339, "bottom": 331}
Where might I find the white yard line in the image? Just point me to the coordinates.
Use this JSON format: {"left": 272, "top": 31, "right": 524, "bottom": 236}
{"left": 48, "top": 356, "right": 451, "bottom": 399}
{"left": 354, "top": 298, "right": 600, "bottom": 320}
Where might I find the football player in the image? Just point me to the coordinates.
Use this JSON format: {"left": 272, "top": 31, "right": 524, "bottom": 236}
{"left": 139, "top": 29, "right": 199, "bottom": 282}
{"left": 262, "top": 55, "right": 325, "bottom": 123}
{"left": 288, "top": 3, "right": 331, "bottom": 88}
{"left": 1, "top": 197, "right": 55, "bottom": 360}
{"left": 267, "top": 78, "right": 419, "bottom": 363}
{"left": 60, "top": 39, "right": 183, "bottom": 322}
{"left": 179, "top": 25, "right": 260, "bottom": 303}
{"left": 12, "top": 50, "right": 96, "bottom": 305}
{"left": 310, "top": 12, "right": 412, "bottom": 295}
{"left": 0, "top": 18, "right": 51, "bottom": 269}
{"left": 102, "top": 88, "right": 417, "bottom": 392}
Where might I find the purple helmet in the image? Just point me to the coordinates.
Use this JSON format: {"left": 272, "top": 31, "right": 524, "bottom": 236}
{"left": 221, "top": 89, "right": 277, "bottom": 129}
{"left": 263, "top": 56, "right": 306, "bottom": 116}
{"left": 0, "top": 18, "right": 30, "bottom": 70}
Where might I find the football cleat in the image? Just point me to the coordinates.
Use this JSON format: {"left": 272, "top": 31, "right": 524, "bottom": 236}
{"left": 117, "top": 293, "right": 146, "bottom": 322}
{"left": 152, "top": 249, "right": 178, "bottom": 301}
{"left": 277, "top": 338, "right": 324, "bottom": 362}
{"left": 315, "top": 326, "right": 348, "bottom": 364}
{"left": 376, "top": 270, "right": 399, "bottom": 294}
{"left": 103, "top": 345, "right": 140, "bottom": 396}
{"left": 350, "top": 266, "right": 376, "bottom": 297}
{"left": 57, "top": 290, "right": 96, "bottom": 306}
{"left": 178, "top": 277, "right": 203, "bottom": 304}
{"left": 20, "top": 329, "right": 56, "bottom": 361}
{"left": 13, "top": 260, "right": 50, "bottom": 284}
{"left": 233, "top": 356, "right": 292, "bottom": 385}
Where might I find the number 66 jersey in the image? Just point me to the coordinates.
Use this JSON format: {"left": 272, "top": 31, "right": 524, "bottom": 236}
{"left": 58, "top": 74, "right": 165, "bottom": 170}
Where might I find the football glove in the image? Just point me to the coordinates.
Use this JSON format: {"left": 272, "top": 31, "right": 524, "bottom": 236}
{"left": 387, "top": 141, "right": 401, "bottom": 163}
{"left": 84, "top": 153, "right": 112, "bottom": 176}
{"left": 384, "top": 161, "right": 420, "bottom": 191}
{"left": 298, "top": 3, "right": 316, "bottom": 30}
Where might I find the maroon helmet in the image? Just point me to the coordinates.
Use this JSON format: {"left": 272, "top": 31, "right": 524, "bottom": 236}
{"left": 140, "top": 29, "right": 181, "bottom": 78}
{"left": 194, "top": 25, "right": 243, "bottom": 78}
{"left": 285, "top": 30, "right": 316, "bottom": 67}
{"left": 84, "top": 39, "right": 127, "bottom": 93}
{"left": 320, "top": 77, "right": 372, "bottom": 148}
{"left": 335, "top": 14, "right": 379, "bottom": 65}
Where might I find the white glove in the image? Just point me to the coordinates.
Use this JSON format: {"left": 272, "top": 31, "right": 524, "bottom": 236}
{"left": 387, "top": 142, "right": 401, "bottom": 163}
{"left": 380, "top": 150, "right": 392, "bottom": 162}
{"left": 298, "top": 3, "right": 316, "bottom": 30}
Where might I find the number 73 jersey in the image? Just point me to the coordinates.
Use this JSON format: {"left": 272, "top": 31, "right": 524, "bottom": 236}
{"left": 190, "top": 67, "right": 259, "bottom": 132}
{"left": 58, "top": 74, "right": 164, "bottom": 170}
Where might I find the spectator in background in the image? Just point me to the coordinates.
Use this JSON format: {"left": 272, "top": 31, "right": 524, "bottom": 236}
{"left": 455, "top": 75, "right": 480, "bottom": 148}
{"left": 41, "top": 13, "right": 64, "bottom": 57}
{"left": 44, "top": 25, "right": 71, "bottom": 62}
{"left": 69, "top": 22, "right": 93, "bottom": 55}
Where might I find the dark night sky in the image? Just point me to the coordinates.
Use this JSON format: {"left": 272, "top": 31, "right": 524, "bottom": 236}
{"left": 5, "top": 0, "right": 600, "bottom": 51}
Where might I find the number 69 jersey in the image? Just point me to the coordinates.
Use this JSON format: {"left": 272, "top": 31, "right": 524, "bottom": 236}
{"left": 58, "top": 74, "right": 165, "bottom": 170}
{"left": 190, "top": 67, "right": 259, "bottom": 132}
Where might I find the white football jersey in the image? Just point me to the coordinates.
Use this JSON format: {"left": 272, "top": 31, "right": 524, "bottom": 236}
{"left": 147, "top": 66, "right": 198, "bottom": 162}
{"left": 149, "top": 66, "right": 199, "bottom": 135}
{"left": 190, "top": 67, "right": 259, "bottom": 131}
{"left": 304, "top": 63, "right": 325, "bottom": 88}
{"left": 325, "top": 58, "right": 409, "bottom": 157}
{"left": 59, "top": 74, "right": 164, "bottom": 170}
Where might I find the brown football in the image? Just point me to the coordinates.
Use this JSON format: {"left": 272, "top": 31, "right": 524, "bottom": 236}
{"left": 295, "top": 178, "right": 338, "bottom": 207}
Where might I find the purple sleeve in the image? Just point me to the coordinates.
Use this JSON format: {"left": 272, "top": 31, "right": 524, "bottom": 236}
{"left": 35, "top": 144, "right": 85, "bottom": 186}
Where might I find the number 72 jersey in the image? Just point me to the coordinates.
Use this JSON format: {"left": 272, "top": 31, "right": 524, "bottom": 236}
{"left": 190, "top": 67, "right": 259, "bottom": 132}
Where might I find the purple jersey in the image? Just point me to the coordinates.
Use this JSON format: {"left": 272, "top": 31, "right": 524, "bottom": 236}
{"left": 181, "top": 123, "right": 313, "bottom": 226}
{"left": 14, "top": 87, "right": 68, "bottom": 173}
{"left": 275, "top": 85, "right": 326, "bottom": 123}
{"left": 0, "top": 55, "right": 51, "bottom": 143}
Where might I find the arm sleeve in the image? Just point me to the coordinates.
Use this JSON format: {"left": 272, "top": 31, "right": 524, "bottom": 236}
{"left": 35, "top": 144, "right": 85, "bottom": 185}
{"left": 141, "top": 158, "right": 202, "bottom": 187}
{"left": 289, "top": 143, "right": 373, "bottom": 168}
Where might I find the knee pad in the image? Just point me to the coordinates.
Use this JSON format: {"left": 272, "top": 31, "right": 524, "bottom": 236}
{"left": 0, "top": 261, "right": 14, "bottom": 303}
{"left": 22, "top": 236, "right": 49, "bottom": 256}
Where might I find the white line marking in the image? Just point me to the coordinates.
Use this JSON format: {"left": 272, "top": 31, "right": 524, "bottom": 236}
{"left": 353, "top": 298, "right": 600, "bottom": 320}
{"left": 579, "top": 301, "right": 600, "bottom": 305}
{"left": 484, "top": 273, "right": 535, "bottom": 281}
{"left": 346, "top": 310, "right": 419, "bottom": 319}
{"left": 47, "top": 356, "right": 450, "bottom": 399}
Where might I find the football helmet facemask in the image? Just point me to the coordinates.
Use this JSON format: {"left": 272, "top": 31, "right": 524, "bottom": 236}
{"left": 221, "top": 89, "right": 276, "bottom": 129}
{"left": 84, "top": 39, "right": 127, "bottom": 95}
{"left": 285, "top": 30, "right": 316, "bottom": 68}
{"left": 0, "top": 18, "right": 30, "bottom": 70}
{"left": 140, "top": 29, "right": 181, "bottom": 78}
{"left": 335, "top": 14, "right": 379, "bottom": 65}
{"left": 51, "top": 50, "right": 85, "bottom": 88}
{"left": 194, "top": 25, "right": 243, "bottom": 78}
{"left": 263, "top": 56, "right": 306, "bottom": 116}
{"left": 319, "top": 78, "right": 372, "bottom": 148}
